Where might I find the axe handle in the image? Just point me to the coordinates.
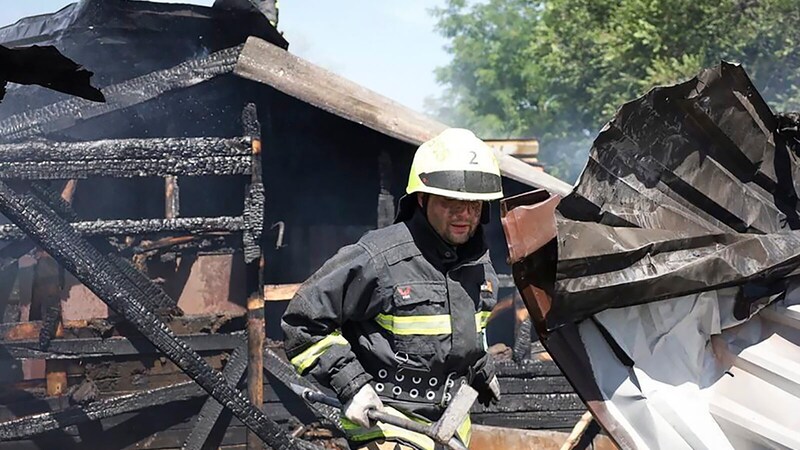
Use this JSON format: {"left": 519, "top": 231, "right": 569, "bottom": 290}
{"left": 368, "top": 409, "right": 435, "bottom": 438}
{"left": 368, "top": 411, "right": 468, "bottom": 450}
{"left": 301, "top": 390, "right": 468, "bottom": 450}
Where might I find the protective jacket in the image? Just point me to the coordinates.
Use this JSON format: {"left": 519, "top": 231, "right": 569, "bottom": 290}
{"left": 282, "top": 207, "right": 498, "bottom": 448}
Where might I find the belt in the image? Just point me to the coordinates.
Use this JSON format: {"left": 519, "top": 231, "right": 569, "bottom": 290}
{"left": 371, "top": 368, "right": 468, "bottom": 407}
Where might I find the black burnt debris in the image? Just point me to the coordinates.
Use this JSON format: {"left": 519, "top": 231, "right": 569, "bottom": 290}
{"left": 0, "top": 45, "right": 242, "bottom": 142}
{"left": 0, "top": 44, "right": 104, "bottom": 104}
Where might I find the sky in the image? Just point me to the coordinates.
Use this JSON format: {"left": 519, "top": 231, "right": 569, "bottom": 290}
{"left": 0, "top": 0, "right": 451, "bottom": 113}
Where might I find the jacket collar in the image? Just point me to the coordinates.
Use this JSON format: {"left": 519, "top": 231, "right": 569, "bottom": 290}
{"left": 406, "top": 206, "right": 487, "bottom": 271}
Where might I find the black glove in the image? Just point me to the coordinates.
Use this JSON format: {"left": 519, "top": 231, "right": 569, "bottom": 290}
{"left": 469, "top": 357, "right": 501, "bottom": 407}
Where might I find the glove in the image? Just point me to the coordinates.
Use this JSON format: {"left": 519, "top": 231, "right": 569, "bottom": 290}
{"left": 479, "top": 375, "right": 502, "bottom": 407}
{"left": 470, "top": 357, "right": 501, "bottom": 407}
{"left": 343, "top": 383, "right": 384, "bottom": 428}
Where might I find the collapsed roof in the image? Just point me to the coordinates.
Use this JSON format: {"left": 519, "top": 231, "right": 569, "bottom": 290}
{"left": 503, "top": 62, "right": 800, "bottom": 449}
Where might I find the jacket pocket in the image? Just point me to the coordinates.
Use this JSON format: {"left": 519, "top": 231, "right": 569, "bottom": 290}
{"left": 377, "top": 281, "right": 450, "bottom": 370}
{"left": 390, "top": 281, "right": 448, "bottom": 316}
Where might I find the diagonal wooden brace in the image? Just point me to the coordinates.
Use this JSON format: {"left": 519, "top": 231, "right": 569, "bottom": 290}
{"left": 0, "top": 180, "right": 307, "bottom": 450}
{"left": 182, "top": 343, "right": 249, "bottom": 450}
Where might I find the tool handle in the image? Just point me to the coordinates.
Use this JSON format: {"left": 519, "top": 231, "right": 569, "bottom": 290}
{"left": 303, "top": 392, "right": 426, "bottom": 434}
{"left": 367, "top": 410, "right": 430, "bottom": 436}
{"left": 301, "top": 390, "right": 468, "bottom": 450}
{"left": 367, "top": 410, "right": 468, "bottom": 450}
{"left": 302, "top": 390, "right": 343, "bottom": 409}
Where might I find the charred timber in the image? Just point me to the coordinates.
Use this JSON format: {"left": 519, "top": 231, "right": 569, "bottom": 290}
{"left": 0, "top": 137, "right": 250, "bottom": 163}
{"left": 242, "top": 103, "right": 264, "bottom": 264}
{"left": 0, "top": 216, "right": 245, "bottom": 240}
{"left": 0, "top": 332, "right": 244, "bottom": 360}
{"left": 0, "top": 45, "right": 242, "bottom": 142}
{"left": 0, "top": 344, "right": 246, "bottom": 441}
{"left": 0, "top": 380, "right": 202, "bottom": 441}
{"left": 108, "top": 256, "right": 177, "bottom": 312}
{"left": 0, "top": 315, "right": 243, "bottom": 341}
{"left": 183, "top": 345, "right": 249, "bottom": 450}
{"left": 0, "top": 156, "right": 252, "bottom": 179}
{"left": 470, "top": 393, "right": 584, "bottom": 413}
{"left": 471, "top": 411, "right": 586, "bottom": 430}
{"left": 0, "top": 182, "right": 300, "bottom": 449}
{"left": 263, "top": 347, "right": 342, "bottom": 429}
{"left": 0, "top": 182, "right": 79, "bottom": 269}
{"left": 492, "top": 359, "right": 565, "bottom": 377}
{"left": 126, "top": 234, "right": 241, "bottom": 259}
{"left": 29, "top": 182, "right": 78, "bottom": 221}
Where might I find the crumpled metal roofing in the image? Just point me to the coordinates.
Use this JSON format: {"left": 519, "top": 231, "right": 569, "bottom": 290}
{"left": 501, "top": 61, "right": 800, "bottom": 450}
{"left": 540, "top": 62, "right": 800, "bottom": 330}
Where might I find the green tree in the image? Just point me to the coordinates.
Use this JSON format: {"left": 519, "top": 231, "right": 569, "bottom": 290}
{"left": 429, "top": 0, "right": 800, "bottom": 182}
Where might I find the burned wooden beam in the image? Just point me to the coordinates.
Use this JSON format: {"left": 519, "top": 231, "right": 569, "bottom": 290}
{"left": 0, "top": 314, "right": 242, "bottom": 342}
{"left": 0, "top": 216, "right": 245, "bottom": 240}
{"left": 30, "top": 251, "right": 68, "bottom": 396}
{"left": 0, "top": 137, "right": 250, "bottom": 163}
{"left": 497, "top": 377, "right": 575, "bottom": 395}
{"left": 247, "top": 292, "right": 266, "bottom": 450}
{"left": 182, "top": 345, "right": 248, "bottom": 450}
{"left": 471, "top": 393, "right": 584, "bottom": 414}
{"left": 493, "top": 359, "right": 566, "bottom": 377}
{"left": 0, "top": 181, "right": 302, "bottom": 449}
{"left": 241, "top": 102, "right": 266, "bottom": 450}
{"left": 127, "top": 234, "right": 239, "bottom": 258}
{"left": 108, "top": 256, "right": 178, "bottom": 313}
{"left": 0, "top": 332, "right": 244, "bottom": 360}
{"left": 0, "top": 45, "right": 242, "bottom": 142}
{"left": 470, "top": 411, "right": 587, "bottom": 430}
{"left": 0, "top": 181, "right": 79, "bottom": 271}
{"left": 263, "top": 347, "right": 341, "bottom": 429}
{"left": 0, "top": 344, "right": 246, "bottom": 441}
{"left": 0, "top": 156, "right": 251, "bottom": 179}
{"left": 0, "top": 381, "right": 201, "bottom": 441}
{"left": 241, "top": 103, "right": 264, "bottom": 264}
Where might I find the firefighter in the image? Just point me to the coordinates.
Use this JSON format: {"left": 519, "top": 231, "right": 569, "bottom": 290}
{"left": 282, "top": 128, "right": 503, "bottom": 450}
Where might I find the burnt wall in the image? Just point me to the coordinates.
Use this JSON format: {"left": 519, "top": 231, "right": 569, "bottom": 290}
{"left": 0, "top": 0, "right": 527, "bottom": 286}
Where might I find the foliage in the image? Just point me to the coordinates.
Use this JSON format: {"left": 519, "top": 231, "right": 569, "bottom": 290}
{"left": 429, "top": 0, "right": 800, "bottom": 182}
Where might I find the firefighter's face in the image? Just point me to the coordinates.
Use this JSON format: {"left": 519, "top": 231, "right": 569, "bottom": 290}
{"left": 419, "top": 193, "right": 482, "bottom": 245}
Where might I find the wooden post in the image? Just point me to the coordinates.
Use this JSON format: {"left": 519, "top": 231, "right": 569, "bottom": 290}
{"left": 243, "top": 103, "right": 266, "bottom": 450}
{"left": 61, "top": 179, "right": 78, "bottom": 203}
{"left": 33, "top": 252, "right": 66, "bottom": 397}
{"left": 44, "top": 179, "right": 78, "bottom": 396}
{"left": 560, "top": 411, "right": 596, "bottom": 450}
{"left": 165, "top": 175, "right": 180, "bottom": 219}
{"left": 246, "top": 273, "right": 266, "bottom": 450}
{"left": 45, "top": 322, "right": 67, "bottom": 397}
{"left": 34, "top": 183, "right": 74, "bottom": 396}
